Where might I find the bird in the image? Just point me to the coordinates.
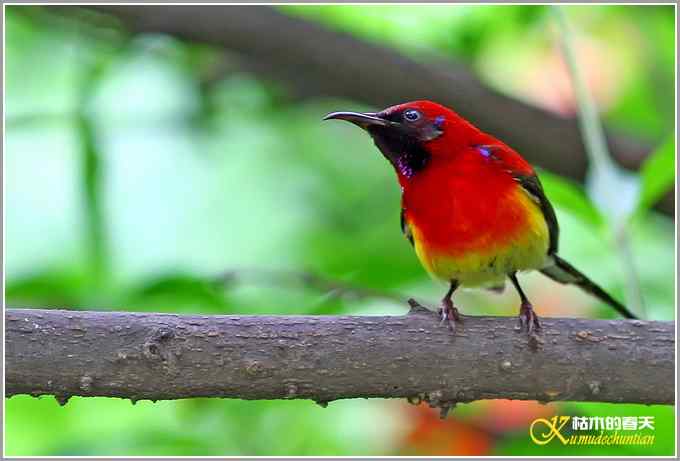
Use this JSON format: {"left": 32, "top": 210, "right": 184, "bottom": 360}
{"left": 323, "top": 100, "right": 637, "bottom": 334}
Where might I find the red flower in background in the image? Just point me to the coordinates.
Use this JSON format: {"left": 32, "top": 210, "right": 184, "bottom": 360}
{"left": 396, "top": 400, "right": 558, "bottom": 456}
{"left": 398, "top": 403, "right": 493, "bottom": 456}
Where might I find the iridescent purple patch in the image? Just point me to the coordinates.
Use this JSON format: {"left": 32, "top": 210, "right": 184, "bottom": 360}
{"left": 478, "top": 146, "right": 492, "bottom": 158}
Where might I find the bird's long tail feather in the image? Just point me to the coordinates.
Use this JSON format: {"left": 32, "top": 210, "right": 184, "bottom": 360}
{"left": 541, "top": 254, "right": 638, "bottom": 319}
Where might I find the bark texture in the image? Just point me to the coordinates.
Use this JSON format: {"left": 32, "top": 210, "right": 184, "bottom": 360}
{"left": 6, "top": 308, "right": 674, "bottom": 408}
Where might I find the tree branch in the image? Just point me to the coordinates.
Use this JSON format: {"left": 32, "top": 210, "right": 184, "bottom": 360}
{"left": 80, "top": 5, "right": 673, "bottom": 216}
{"left": 6, "top": 308, "right": 674, "bottom": 411}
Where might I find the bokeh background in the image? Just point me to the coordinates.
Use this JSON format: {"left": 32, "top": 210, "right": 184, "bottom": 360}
{"left": 4, "top": 4, "right": 675, "bottom": 456}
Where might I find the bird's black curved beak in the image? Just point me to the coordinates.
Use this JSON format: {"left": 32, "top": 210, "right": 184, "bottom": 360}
{"left": 323, "top": 111, "right": 396, "bottom": 130}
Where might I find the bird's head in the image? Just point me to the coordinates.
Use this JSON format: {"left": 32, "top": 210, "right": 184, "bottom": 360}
{"left": 324, "top": 100, "right": 477, "bottom": 178}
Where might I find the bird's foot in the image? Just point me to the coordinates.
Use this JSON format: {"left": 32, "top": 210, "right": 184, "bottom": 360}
{"left": 518, "top": 301, "right": 540, "bottom": 335}
{"left": 439, "top": 298, "right": 461, "bottom": 333}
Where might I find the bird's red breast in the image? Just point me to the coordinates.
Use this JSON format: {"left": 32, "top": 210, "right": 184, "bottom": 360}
{"left": 401, "top": 145, "right": 532, "bottom": 254}
{"left": 390, "top": 102, "right": 550, "bottom": 285}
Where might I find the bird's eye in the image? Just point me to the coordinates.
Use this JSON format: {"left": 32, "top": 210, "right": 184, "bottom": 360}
{"left": 403, "top": 109, "right": 421, "bottom": 122}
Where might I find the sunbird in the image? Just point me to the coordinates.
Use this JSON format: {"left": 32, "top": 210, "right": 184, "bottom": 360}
{"left": 324, "top": 100, "right": 637, "bottom": 334}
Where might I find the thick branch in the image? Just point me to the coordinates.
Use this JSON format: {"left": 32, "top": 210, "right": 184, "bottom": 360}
{"left": 81, "top": 5, "right": 673, "bottom": 215}
{"left": 6, "top": 308, "right": 674, "bottom": 408}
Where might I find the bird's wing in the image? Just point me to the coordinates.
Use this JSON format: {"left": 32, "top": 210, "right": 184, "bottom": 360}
{"left": 476, "top": 144, "right": 559, "bottom": 255}
{"left": 513, "top": 173, "right": 559, "bottom": 255}
{"left": 400, "top": 209, "right": 414, "bottom": 246}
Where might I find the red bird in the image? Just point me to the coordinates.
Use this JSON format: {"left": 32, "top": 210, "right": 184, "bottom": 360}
{"left": 324, "top": 100, "right": 637, "bottom": 333}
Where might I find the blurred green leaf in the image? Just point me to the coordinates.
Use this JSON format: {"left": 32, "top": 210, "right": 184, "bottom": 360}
{"left": 126, "top": 274, "right": 229, "bottom": 313}
{"left": 6, "top": 270, "right": 91, "bottom": 308}
{"left": 605, "top": 77, "right": 669, "bottom": 141}
{"left": 635, "top": 136, "right": 675, "bottom": 213}
{"left": 77, "top": 113, "right": 108, "bottom": 283}
{"left": 536, "top": 169, "right": 605, "bottom": 229}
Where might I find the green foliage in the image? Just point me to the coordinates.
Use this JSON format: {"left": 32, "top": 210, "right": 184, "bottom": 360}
{"left": 280, "top": 5, "right": 549, "bottom": 63}
{"left": 126, "top": 274, "right": 231, "bottom": 313}
{"left": 6, "top": 270, "right": 93, "bottom": 308}
{"left": 636, "top": 136, "right": 676, "bottom": 213}
{"left": 6, "top": 396, "right": 393, "bottom": 456}
{"left": 537, "top": 169, "right": 605, "bottom": 230}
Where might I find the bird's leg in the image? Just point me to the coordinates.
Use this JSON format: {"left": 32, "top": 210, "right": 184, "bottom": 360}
{"left": 438, "top": 280, "right": 461, "bottom": 332}
{"left": 509, "top": 273, "right": 540, "bottom": 335}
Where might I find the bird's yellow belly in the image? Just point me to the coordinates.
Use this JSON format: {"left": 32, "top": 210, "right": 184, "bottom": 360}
{"left": 407, "top": 187, "right": 550, "bottom": 287}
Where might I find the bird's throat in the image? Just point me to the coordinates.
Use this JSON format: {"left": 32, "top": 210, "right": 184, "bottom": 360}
{"left": 368, "top": 128, "right": 430, "bottom": 178}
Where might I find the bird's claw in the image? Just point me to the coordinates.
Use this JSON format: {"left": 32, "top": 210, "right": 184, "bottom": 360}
{"left": 439, "top": 300, "right": 461, "bottom": 333}
{"left": 518, "top": 302, "right": 540, "bottom": 335}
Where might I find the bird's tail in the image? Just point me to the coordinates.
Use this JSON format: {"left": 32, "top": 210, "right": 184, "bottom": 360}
{"left": 540, "top": 254, "right": 638, "bottom": 319}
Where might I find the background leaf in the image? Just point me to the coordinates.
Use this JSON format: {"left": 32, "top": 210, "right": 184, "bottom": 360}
{"left": 636, "top": 136, "right": 676, "bottom": 213}
{"left": 536, "top": 169, "right": 605, "bottom": 229}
